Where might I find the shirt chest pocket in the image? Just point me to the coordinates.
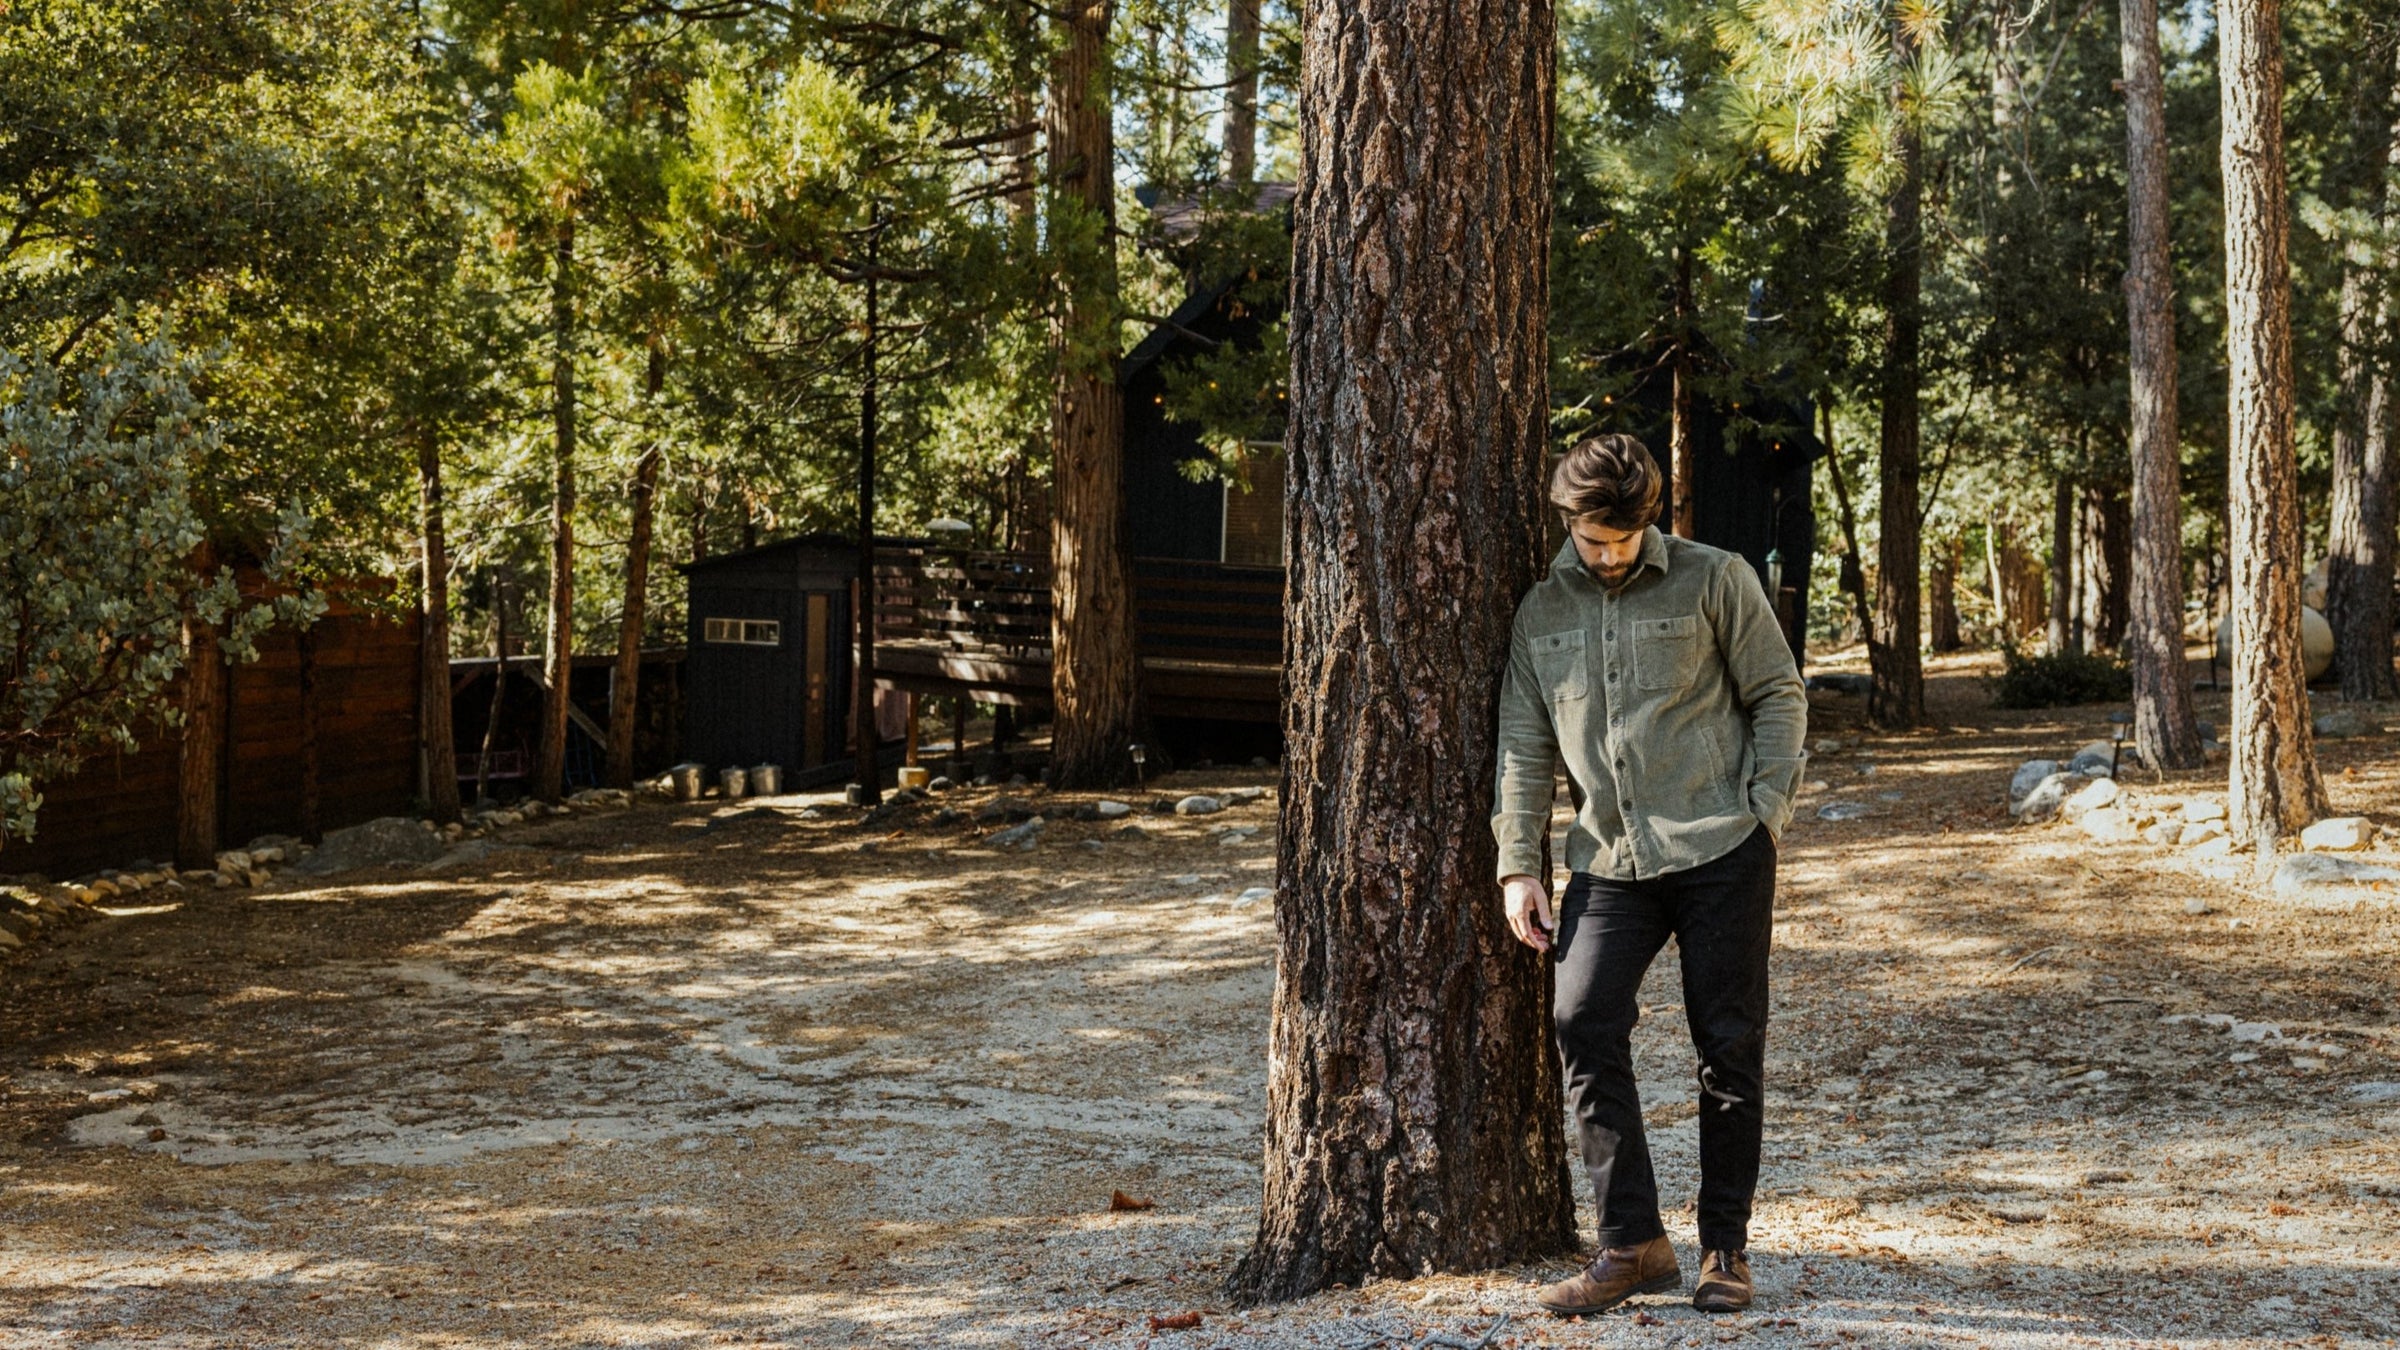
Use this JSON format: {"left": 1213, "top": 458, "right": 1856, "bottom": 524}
{"left": 1529, "top": 629, "right": 1589, "bottom": 701}
{"left": 1633, "top": 614, "right": 1701, "bottom": 690}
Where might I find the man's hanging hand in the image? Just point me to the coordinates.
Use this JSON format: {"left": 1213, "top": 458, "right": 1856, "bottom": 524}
{"left": 1501, "top": 874, "right": 1555, "bottom": 953}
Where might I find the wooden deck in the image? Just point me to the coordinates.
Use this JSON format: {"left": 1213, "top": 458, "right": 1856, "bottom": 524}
{"left": 871, "top": 547, "right": 1283, "bottom": 721}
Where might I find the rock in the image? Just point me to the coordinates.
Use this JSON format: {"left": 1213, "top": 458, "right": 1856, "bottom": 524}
{"left": 798, "top": 806, "right": 831, "bottom": 820}
{"left": 289, "top": 817, "right": 452, "bottom": 877}
{"left": 2079, "top": 807, "right": 2139, "bottom": 843}
{"left": 1815, "top": 802, "right": 1870, "bottom": 822}
{"left": 2060, "top": 777, "right": 2121, "bottom": 822}
{"left": 2269, "top": 853, "right": 2400, "bottom": 908}
{"left": 1078, "top": 839, "right": 1106, "bottom": 852}
{"left": 930, "top": 808, "right": 965, "bottom": 827}
{"left": 2216, "top": 607, "right": 2335, "bottom": 681}
{"left": 2188, "top": 836, "right": 2236, "bottom": 860}
{"left": 1225, "top": 787, "right": 1268, "bottom": 806}
{"left": 2229, "top": 1021, "right": 2282, "bottom": 1043}
{"left": 1114, "top": 825, "right": 1151, "bottom": 841}
{"left": 928, "top": 776, "right": 955, "bottom": 792}
{"left": 2183, "top": 897, "right": 2215, "bottom": 915}
{"left": 2181, "top": 798, "right": 2227, "bottom": 824}
{"left": 2066, "top": 740, "right": 2118, "bottom": 777}
{"left": 2314, "top": 709, "right": 2375, "bottom": 739}
{"left": 2300, "top": 816, "right": 2371, "bottom": 852}
{"left": 1174, "top": 795, "right": 1225, "bottom": 816}
{"left": 216, "top": 850, "right": 253, "bottom": 873}
{"left": 1803, "top": 778, "right": 1831, "bottom": 792}
{"left": 1814, "top": 737, "right": 1845, "bottom": 756}
{"left": 1877, "top": 790, "right": 1905, "bottom": 802}
{"left": 2347, "top": 1082, "right": 2400, "bottom": 1104}
{"left": 985, "top": 817, "right": 1045, "bottom": 849}
{"left": 1172, "top": 873, "right": 1203, "bottom": 886}
{"left": 2202, "top": 740, "right": 2226, "bottom": 763}
{"left": 975, "top": 797, "right": 1038, "bottom": 825}
{"left": 1007, "top": 773, "right": 1029, "bottom": 786}
{"left": 419, "top": 839, "right": 512, "bottom": 874}
{"left": 2012, "top": 772, "right": 2091, "bottom": 825}
{"left": 1808, "top": 672, "right": 1871, "bottom": 695}
{"left": 1231, "top": 886, "right": 1273, "bottom": 906}
{"left": 2141, "top": 820, "right": 2182, "bottom": 846}
{"left": 1096, "top": 800, "right": 1133, "bottom": 819}
{"left": 2008, "top": 760, "right": 2061, "bottom": 808}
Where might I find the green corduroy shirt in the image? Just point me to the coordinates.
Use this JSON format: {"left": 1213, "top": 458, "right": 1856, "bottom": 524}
{"left": 1491, "top": 526, "right": 1809, "bottom": 883}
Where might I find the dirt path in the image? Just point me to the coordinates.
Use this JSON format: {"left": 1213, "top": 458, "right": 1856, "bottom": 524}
{"left": 3, "top": 657, "right": 2397, "bottom": 1348}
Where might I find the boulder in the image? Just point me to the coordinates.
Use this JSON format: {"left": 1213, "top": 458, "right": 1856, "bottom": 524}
{"left": 2066, "top": 740, "right": 2118, "bottom": 778}
{"left": 289, "top": 817, "right": 450, "bottom": 877}
{"left": 1095, "top": 800, "right": 1133, "bottom": 819}
{"left": 2181, "top": 798, "right": 2227, "bottom": 824}
{"left": 1809, "top": 672, "right": 1872, "bottom": 695}
{"left": 2012, "top": 772, "right": 2092, "bottom": 825}
{"left": 2188, "top": 836, "right": 2237, "bottom": 860}
{"left": 2141, "top": 820, "right": 2182, "bottom": 847}
{"left": 2216, "top": 607, "right": 2334, "bottom": 682}
{"left": 1225, "top": 787, "right": 1269, "bottom": 806}
{"left": 985, "top": 817, "right": 1045, "bottom": 849}
{"left": 974, "top": 797, "right": 1038, "bottom": 825}
{"left": 2300, "top": 817, "right": 2372, "bottom": 853}
{"left": 2060, "top": 777, "right": 2121, "bottom": 822}
{"left": 2008, "top": 760, "right": 2061, "bottom": 809}
{"left": 1174, "top": 795, "right": 1225, "bottom": 816}
{"left": 2269, "top": 853, "right": 2400, "bottom": 908}
{"left": 2179, "top": 819, "right": 2229, "bottom": 848}
{"left": 2078, "top": 807, "right": 2140, "bottom": 844}
{"left": 2313, "top": 709, "right": 2375, "bottom": 740}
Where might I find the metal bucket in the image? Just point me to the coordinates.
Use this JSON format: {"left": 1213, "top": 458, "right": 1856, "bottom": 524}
{"left": 667, "top": 763, "right": 705, "bottom": 801}
{"left": 718, "top": 766, "right": 749, "bottom": 799}
{"left": 748, "top": 764, "right": 782, "bottom": 796}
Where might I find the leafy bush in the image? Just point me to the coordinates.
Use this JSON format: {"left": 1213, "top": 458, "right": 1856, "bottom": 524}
{"left": 1987, "top": 645, "right": 2134, "bottom": 709}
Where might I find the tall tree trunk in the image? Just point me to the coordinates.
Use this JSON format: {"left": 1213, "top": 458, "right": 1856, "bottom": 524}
{"left": 1822, "top": 395, "right": 1876, "bottom": 645}
{"left": 2221, "top": 0, "right": 2328, "bottom": 857}
{"left": 608, "top": 343, "right": 666, "bottom": 790}
{"left": 2328, "top": 43, "right": 2400, "bottom": 703}
{"left": 1669, "top": 246, "right": 1696, "bottom": 538}
{"left": 2082, "top": 482, "right": 2131, "bottom": 651}
{"left": 538, "top": 219, "right": 578, "bottom": 804}
{"left": 477, "top": 572, "right": 509, "bottom": 807}
{"left": 1045, "top": 0, "right": 1148, "bottom": 790}
{"left": 1929, "top": 536, "right": 1962, "bottom": 652}
{"left": 2121, "top": 0, "right": 2205, "bottom": 767}
{"left": 417, "top": 422, "right": 461, "bottom": 822}
{"left": 1228, "top": 0, "right": 1572, "bottom": 1304}
{"left": 1870, "top": 76, "right": 1926, "bottom": 728}
{"left": 1223, "top": 0, "right": 1261, "bottom": 185}
{"left": 2047, "top": 475, "right": 2076, "bottom": 653}
{"left": 175, "top": 542, "right": 226, "bottom": 872}
{"left": 854, "top": 233, "right": 884, "bottom": 805}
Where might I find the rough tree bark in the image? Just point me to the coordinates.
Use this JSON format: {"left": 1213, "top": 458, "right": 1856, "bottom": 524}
{"left": 2221, "top": 0, "right": 2328, "bottom": 857}
{"left": 1223, "top": 0, "right": 1261, "bottom": 184}
{"left": 1228, "top": 0, "right": 1575, "bottom": 1305}
{"left": 2120, "top": 0, "right": 2205, "bottom": 767}
{"left": 1871, "top": 39, "right": 1926, "bottom": 728}
{"left": 175, "top": 540, "right": 226, "bottom": 872}
{"left": 1822, "top": 396, "right": 1876, "bottom": 645}
{"left": 1045, "top": 0, "right": 1148, "bottom": 790}
{"left": 537, "top": 219, "right": 578, "bottom": 804}
{"left": 2327, "top": 40, "right": 2400, "bottom": 703}
{"left": 1669, "top": 246, "right": 1696, "bottom": 539}
{"left": 417, "top": 421, "right": 461, "bottom": 822}
{"left": 608, "top": 343, "right": 665, "bottom": 790}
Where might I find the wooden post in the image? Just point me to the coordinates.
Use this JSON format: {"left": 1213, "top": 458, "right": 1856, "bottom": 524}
{"left": 904, "top": 692, "right": 921, "bottom": 766}
{"left": 298, "top": 621, "right": 323, "bottom": 843}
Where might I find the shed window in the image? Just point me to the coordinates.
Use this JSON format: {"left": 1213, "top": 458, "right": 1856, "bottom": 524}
{"left": 704, "top": 617, "right": 782, "bottom": 646}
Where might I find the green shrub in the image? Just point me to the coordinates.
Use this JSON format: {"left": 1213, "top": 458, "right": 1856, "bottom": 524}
{"left": 1987, "top": 645, "right": 2133, "bottom": 709}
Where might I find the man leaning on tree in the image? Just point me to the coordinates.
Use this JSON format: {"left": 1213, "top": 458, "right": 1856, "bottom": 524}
{"left": 1492, "top": 433, "right": 1808, "bottom": 1317}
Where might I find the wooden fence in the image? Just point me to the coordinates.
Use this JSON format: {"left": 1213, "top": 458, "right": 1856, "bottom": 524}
{"left": 3, "top": 584, "right": 422, "bottom": 880}
{"left": 872, "top": 546, "right": 1283, "bottom": 668}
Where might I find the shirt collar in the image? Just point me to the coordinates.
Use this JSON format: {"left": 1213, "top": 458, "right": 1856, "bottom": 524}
{"left": 1552, "top": 524, "right": 1672, "bottom": 585}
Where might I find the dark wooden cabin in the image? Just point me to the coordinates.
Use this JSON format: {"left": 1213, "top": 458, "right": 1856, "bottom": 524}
{"left": 677, "top": 536, "right": 872, "bottom": 787}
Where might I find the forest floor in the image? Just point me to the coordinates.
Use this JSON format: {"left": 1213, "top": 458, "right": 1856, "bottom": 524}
{"left": 2, "top": 651, "right": 2398, "bottom": 1349}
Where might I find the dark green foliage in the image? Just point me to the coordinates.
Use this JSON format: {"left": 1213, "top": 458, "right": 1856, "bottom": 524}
{"left": 1988, "top": 645, "right": 2134, "bottom": 709}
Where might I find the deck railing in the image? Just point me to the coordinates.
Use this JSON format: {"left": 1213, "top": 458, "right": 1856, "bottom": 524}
{"left": 872, "top": 546, "right": 1283, "bottom": 668}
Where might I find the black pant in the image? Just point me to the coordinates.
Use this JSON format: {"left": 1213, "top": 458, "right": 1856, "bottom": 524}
{"left": 1550, "top": 825, "right": 1774, "bottom": 1253}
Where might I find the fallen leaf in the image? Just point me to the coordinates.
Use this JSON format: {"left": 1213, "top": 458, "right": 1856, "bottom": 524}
{"left": 1110, "top": 1190, "right": 1155, "bottom": 1212}
{"left": 1148, "top": 1311, "right": 1202, "bottom": 1331}
{"left": 1634, "top": 1311, "right": 1660, "bottom": 1325}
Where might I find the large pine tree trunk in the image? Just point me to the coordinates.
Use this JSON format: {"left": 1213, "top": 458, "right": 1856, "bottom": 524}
{"left": 1929, "top": 537, "right": 1962, "bottom": 651}
{"left": 1228, "top": 0, "right": 1574, "bottom": 1305}
{"left": 1045, "top": 0, "right": 1147, "bottom": 790}
{"left": 175, "top": 541, "right": 226, "bottom": 872}
{"left": 1870, "top": 91, "right": 1926, "bottom": 728}
{"left": 538, "top": 220, "right": 578, "bottom": 804}
{"left": 418, "top": 422, "right": 462, "bottom": 822}
{"left": 608, "top": 344, "right": 666, "bottom": 790}
{"left": 1223, "top": 0, "right": 1260, "bottom": 184}
{"left": 1669, "top": 246, "right": 1697, "bottom": 539}
{"left": 2121, "top": 0, "right": 2205, "bottom": 767}
{"left": 2047, "top": 475, "right": 2076, "bottom": 653}
{"left": 2328, "top": 47, "right": 2400, "bottom": 704}
{"left": 2221, "top": 0, "right": 2327, "bottom": 856}
{"left": 2082, "top": 482, "right": 2130, "bottom": 651}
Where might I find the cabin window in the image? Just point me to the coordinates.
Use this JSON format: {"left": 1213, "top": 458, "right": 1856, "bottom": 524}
{"left": 704, "top": 617, "right": 782, "bottom": 646}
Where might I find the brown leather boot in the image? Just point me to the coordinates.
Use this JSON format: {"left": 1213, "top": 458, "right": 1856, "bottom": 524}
{"left": 1692, "top": 1248, "right": 1752, "bottom": 1312}
{"left": 1533, "top": 1235, "right": 1679, "bottom": 1316}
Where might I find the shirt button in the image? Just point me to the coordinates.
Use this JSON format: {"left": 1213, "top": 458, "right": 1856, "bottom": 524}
{"left": 1608, "top": 671, "right": 1619, "bottom": 681}
{"left": 1621, "top": 800, "right": 1634, "bottom": 811}
{"left": 1604, "top": 631, "right": 1615, "bottom": 641}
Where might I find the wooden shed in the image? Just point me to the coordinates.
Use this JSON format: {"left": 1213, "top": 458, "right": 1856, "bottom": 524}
{"left": 678, "top": 536, "right": 881, "bottom": 786}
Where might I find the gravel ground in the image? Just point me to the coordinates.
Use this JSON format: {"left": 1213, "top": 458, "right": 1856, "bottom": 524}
{"left": 2, "top": 652, "right": 2397, "bottom": 1349}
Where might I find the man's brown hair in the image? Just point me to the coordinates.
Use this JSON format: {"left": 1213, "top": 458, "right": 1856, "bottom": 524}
{"left": 1549, "top": 433, "right": 1663, "bottom": 531}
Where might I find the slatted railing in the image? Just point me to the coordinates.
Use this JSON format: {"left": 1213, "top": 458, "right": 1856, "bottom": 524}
{"left": 873, "top": 546, "right": 1283, "bottom": 668}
